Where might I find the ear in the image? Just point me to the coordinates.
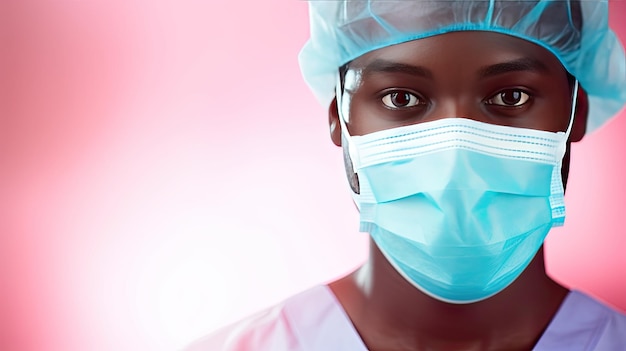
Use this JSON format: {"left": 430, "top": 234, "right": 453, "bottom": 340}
{"left": 569, "top": 87, "right": 588, "bottom": 143}
{"left": 329, "top": 97, "right": 342, "bottom": 147}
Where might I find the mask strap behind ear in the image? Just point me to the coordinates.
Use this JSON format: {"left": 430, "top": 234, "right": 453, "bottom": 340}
{"left": 565, "top": 80, "right": 579, "bottom": 137}
{"left": 335, "top": 73, "right": 350, "bottom": 122}
{"left": 335, "top": 73, "right": 360, "bottom": 169}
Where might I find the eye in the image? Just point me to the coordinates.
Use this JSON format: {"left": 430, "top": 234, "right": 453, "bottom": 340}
{"left": 486, "top": 89, "right": 530, "bottom": 107}
{"left": 381, "top": 91, "right": 422, "bottom": 109}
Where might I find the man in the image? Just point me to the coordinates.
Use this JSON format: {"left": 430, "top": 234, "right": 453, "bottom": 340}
{"left": 187, "top": 1, "right": 626, "bottom": 350}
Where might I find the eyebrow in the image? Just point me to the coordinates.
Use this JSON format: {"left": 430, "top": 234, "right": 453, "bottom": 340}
{"left": 361, "top": 59, "right": 433, "bottom": 79}
{"left": 478, "top": 58, "right": 550, "bottom": 78}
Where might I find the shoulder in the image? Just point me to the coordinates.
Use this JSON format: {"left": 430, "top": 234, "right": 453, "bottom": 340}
{"left": 569, "top": 291, "right": 626, "bottom": 349}
{"left": 183, "top": 302, "right": 296, "bottom": 351}
{"left": 536, "top": 290, "right": 626, "bottom": 350}
{"left": 565, "top": 291, "right": 626, "bottom": 327}
{"left": 183, "top": 285, "right": 352, "bottom": 351}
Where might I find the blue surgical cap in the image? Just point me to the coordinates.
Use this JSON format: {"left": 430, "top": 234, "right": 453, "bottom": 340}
{"left": 299, "top": 0, "right": 626, "bottom": 132}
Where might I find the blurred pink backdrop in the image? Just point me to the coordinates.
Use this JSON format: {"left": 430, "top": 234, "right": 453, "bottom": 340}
{"left": 1, "top": 1, "right": 625, "bottom": 350}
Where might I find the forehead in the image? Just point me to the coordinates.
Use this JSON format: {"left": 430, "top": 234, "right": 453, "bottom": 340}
{"left": 347, "top": 31, "right": 567, "bottom": 78}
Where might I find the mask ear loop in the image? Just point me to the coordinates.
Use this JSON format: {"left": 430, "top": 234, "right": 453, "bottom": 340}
{"left": 548, "top": 79, "right": 578, "bottom": 226}
{"left": 335, "top": 74, "right": 361, "bottom": 170}
{"left": 553, "top": 79, "right": 579, "bottom": 161}
{"left": 336, "top": 73, "right": 365, "bottom": 203}
{"left": 335, "top": 73, "right": 344, "bottom": 122}
{"left": 564, "top": 80, "right": 579, "bottom": 138}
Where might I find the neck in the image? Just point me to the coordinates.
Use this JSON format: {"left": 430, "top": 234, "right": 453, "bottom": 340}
{"left": 330, "top": 238, "right": 569, "bottom": 351}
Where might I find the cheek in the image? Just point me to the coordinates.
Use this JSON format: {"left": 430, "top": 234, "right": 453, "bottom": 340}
{"left": 536, "top": 91, "right": 574, "bottom": 132}
{"left": 347, "top": 98, "right": 379, "bottom": 136}
{"left": 548, "top": 76, "right": 577, "bottom": 131}
{"left": 349, "top": 97, "right": 413, "bottom": 135}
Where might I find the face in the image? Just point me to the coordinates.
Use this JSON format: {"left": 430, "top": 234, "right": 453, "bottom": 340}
{"left": 334, "top": 31, "right": 577, "bottom": 138}
{"left": 329, "top": 31, "right": 588, "bottom": 193}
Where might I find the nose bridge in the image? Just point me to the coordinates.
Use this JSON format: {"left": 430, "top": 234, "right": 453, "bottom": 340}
{"left": 427, "top": 95, "right": 486, "bottom": 123}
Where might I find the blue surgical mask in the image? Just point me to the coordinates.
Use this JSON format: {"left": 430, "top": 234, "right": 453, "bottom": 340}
{"left": 338, "top": 83, "right": 578, "bottom": 304}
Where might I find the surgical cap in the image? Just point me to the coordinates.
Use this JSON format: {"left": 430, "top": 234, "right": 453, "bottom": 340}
{"left": 299, "top": 0, "right": 626, "bottom": 132}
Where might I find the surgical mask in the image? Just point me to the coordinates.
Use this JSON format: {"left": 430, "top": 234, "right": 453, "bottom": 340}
{"left": 338, "top": 82, "right": 578, "bottom": 304}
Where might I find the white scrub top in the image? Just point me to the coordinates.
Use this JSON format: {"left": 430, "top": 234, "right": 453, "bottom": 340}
{"left": 185, "top": 285, "right": 626, "bottom": 351}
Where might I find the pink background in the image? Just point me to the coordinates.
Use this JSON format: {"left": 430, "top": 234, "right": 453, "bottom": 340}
{"left": 2, "top": 1, "right": 625, "bottom": 350}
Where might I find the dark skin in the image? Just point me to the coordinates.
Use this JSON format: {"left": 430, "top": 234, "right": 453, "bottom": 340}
{"left": 327, "top": 32, "right": 589, "bottom": 351}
